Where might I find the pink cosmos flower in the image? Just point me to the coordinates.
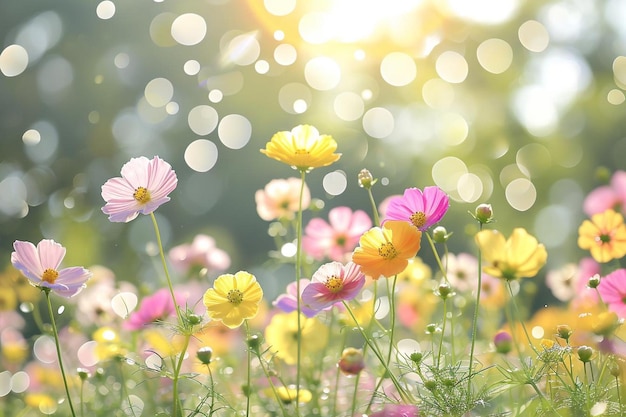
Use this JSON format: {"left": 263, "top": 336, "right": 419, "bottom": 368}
{"left": 301, "top": 262, "right": 365, "bottom": 311}
{"left": 583, "top": 170, "right": 626, "bottom": 216}
{"left": 597, "top": 269, "right": 626, "bottom": 318}
{"left": 442, "top": 252, "right": 479, "bottom": 293}
{"left": 124, "top": 288, "right": 186, "bottom": 330}
{"left": 302, "top": 206, "right": 372, "bottom": 262}
{"left": 255, "top": 177, "right": 310, "bottom": 221}
{"left": 11, "top": 240, "right": 92, "bottom": 298}
{"left": 383, "top": 186, "right": 449, "bottom": 231}
{"left": 101, "top": 156, "right": 178, "bottom": 223}
{"left": 369, "top": 404, "right": 419, "bottom": 417}
{"left": 273, "top": 279, "right": 320, "bottom": 318}
{"left": 168, "top": 234, "right": 231, "bottom": 275}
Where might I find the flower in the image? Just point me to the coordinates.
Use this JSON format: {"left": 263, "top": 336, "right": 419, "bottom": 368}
{"left": 124, "top": 288, "right": 185, "bottom": 330}
{"left": 352, "top": 220, "right": 422, "bottom": 279}
{"left": 337, "top": 347, "right": 365, "bottom": 375}
{"left": 260, "top": 124, "right": 341, "bottom": 171}
{"left": 583, "top": 170, "right": 626, "bottom": 216}
{"left": 578, "top": 209, "right": 626, "bottom": 263}
{"left": 10, "top": 240, "right": 92, "bottom": 298}
{"left": 273, "top": 279, "right": 320, "bottom": 318}
{"left": 168, "top": 234, "right": 231, "bottom": 275}
{"left": 203, "top": 271, "right": 263, "bottom": 329}
{"left": 264, "top": 311, "right": 329, "bottom": 364}
{"left": 598, "top": 269, "right": 626, "bottom": 319}
{"left": 442, "top": 253, "right": 479, "bottom": 293}
{"left": 382, "top": 186, "right": 449, "bottom": 231}
{"left": 255, "top": 178, "right": 310, "bottom": 221}
{"left": 270, "top": 386, "right": 313, "bottom": 404}
{"left": 101, "top": 156, "right": 178, "bottom": 223}
{"left": 474, "top": 228, "right": 547, "bottom": 280}
{"left": 545, "top": 263, "right": 579, "bottom": 302}
{"left": 302, "top": 207, "right": 372, "bottom": 262}
{"left": 301, "top": 262, "right": 366, "bottom": 311}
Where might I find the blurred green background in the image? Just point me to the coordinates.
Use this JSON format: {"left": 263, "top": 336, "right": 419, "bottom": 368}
{"left": 1, "top": 0, "right": 625, "bottom": 300}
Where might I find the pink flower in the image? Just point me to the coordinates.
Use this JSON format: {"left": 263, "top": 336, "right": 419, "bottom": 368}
{"left": 101, "top": 156, "right": 178, "bottom": 223}
{"left": 583, "top": 170, "right": 626, "bottom": 216}
{"left": 168, "top": 234, "right": 231, "bottom": 275}
{"left": 11, "top": 240, "right": 92, "bottom": 298}
{"left": 598, "top": 269, "right": 626, "bottom": 318}
{"left": 442, "top": 253, "right": 479, "bottom": 293}
{"left": 301, "top": 262, "right": 365, "bottom": 311}
{"left": 383, "top": 186, "right": 449, "bottom": 231}
{"left": 369, "top": 404, "right": 419, "bottom": 417}
{"left": 124, "top": 288, "right": 186, "bottom": 330}
{"left": 273, "top": 279, "right": 320, "bottom": 318}
{"left": 302, "top": 207, "right": 372, "bottom": 262}
{"left": 255, "top": 178, "right": 310, "bottom": 221}
{"left": 571, "top": 257, "right": 601, "bottom": 309}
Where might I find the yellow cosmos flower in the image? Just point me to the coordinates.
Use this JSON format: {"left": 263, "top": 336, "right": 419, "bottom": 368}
{"left": 475, "top": 228, "right": 547, "bottom": 280}
{"left": 577, "top": 209, "right": 626, "bottom": 263}
{"left": 203, "top": 271, "right": 263, "bottom": 329}
{"left": 352, "top": 220, "right": 422, "bottom": 279}
{"left": 264, "top": 311, "right": 329, "bottom": 365}
{"left": 265, "top": 386, "right": 313, "bottom": 404}
{"left": 260, "top": 124, "right": 341, "bottom": 172}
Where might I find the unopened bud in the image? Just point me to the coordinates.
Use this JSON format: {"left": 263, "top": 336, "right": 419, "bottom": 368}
{"left": 556, "top": 324, "right": 573, "bottom": 342}
{"left": 474, "top": 204, "right": 494, "bottom": 224}
{"left": 197, "top": 347, "right": 213, "bottom": 365}
{"left": 437, "top": 282, "right": 454, "bottom": 299}
{"left": 493, "top": 330, "right": 513, "bottom": 354}
{"left": 432, "top": 226, "right": 451, "bottom": 243}
{"left": 410, "top": 351, "right": 423, "bottom": 364}
{"left": 247, "top": 334, "right": 261, "bottom": 354}
{"left": 587, "top": 274, "right": 601, "bottom": 289}
{"left": 578, "top": 346, "right": 594, "bottom": 363}
{"left": 337, "top": 347, "right": 365, "bottom": 376}
{"left": 358, "top": 169, "right": 377, "bottom": 189}
{"left": 77, "top": 368, "right": 90, "bottom": 381}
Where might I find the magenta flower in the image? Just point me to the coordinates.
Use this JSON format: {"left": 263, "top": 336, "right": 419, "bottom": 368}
{"left": 273, "top": 279, "right": 320, "bottom": 318}
{"left": 302, "top": 206, "right": 372, "bottom": 262}
{"left": 598, "top": 269, "right": 626, "bottom": 319}
{"left": 11, "top": 239, "right": 92, "bottom": 298}
{"left": 383, "top": 186, "right": 449, "bottom": 231}
{"left": 369, "top": 404, "right": 419, "bottom": 417}
{"left": 101, "top": 156, "right": 178, "bottom": 223}
{"left": 124, "top": 288, "right": 186, "bottom": 330}
{"left": 583, "top": 170, "right": 626, "bottom": 216}
{"left": 168, "top": 234, "right": 231, "bottom": 275}
{"left": 301, "top": 262, "right": 365, "bottom": 311}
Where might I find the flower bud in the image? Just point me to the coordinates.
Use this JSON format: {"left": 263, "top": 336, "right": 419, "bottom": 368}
{"left": 247, "top": 334, "right": 261, "bottom": 354}
{"left": 426, "top": 323, "right": 438, "bottom": 334}
{"left": 358, "top": 169, "right": 377, "bottom": 189}
{"left": 577, "top": 345, "right": 594, "bottom": 363}
{"left": 610, "top": 360, "right": 622, "bottom": 378}
{"left": 410, "top": 351, "right": 423, "bottom": 364}
{"left": 424, "top": 380, "right": 437, "bottom": 391}
{"left": 556, "top": 324, "right": 573, "bottom": 342}
{"left": 186, "top": 313, "right": 203, "bottom": 326}
{"left": 493, "top": 330, "right": 513, "bottom": 354}
{"left": 197, "top": 347, "right": 213, "bottom": 365}
{"left": 474, "top": 204, "right": 494, "bottom": 224}
{"left": 587, "top": 274, "right": 601, "bottom": 289}
{"left": 432, "top": 226, "right": 450, "bottom": 243}
{"left": 337, "top": 347, "right": 365, "bottom": 376}
{"left": 77, "top": 368, "right": 91, "bottom": 381}
{"left": 437, "top": 282, "right": 454, "bottom": 300}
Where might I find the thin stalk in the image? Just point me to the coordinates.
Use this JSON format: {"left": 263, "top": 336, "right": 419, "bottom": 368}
{"left": 366, "top": 187, "right": 380, "bottom": 227}
{"left": 437, "top": 298, "right": 448, "bottom": 368}
{"left": 506, "top": 281, "right": 539, "bottom": 356}
{"left": 172, "top": 333, "right": 192, "bottom": 417}
{"left": 468, "top": 223, "right": 483, "bottom": 400}
{"left": 244, "top": 321, "right": 252, "bottom": 417}
{"left": 44, "top": 290, "right": 77, "bottom": 417}
{"left": 616, "top": 376, "right": 623, "bottom": 416}
{"left": 294, "top": 169, "right": 307, "bottom": 416}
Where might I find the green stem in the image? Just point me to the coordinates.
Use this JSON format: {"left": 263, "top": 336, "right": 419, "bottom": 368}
{"left": 244, "top": 321, "right": 252, "bottom": 417}
{"left": 506, "top": 281, "right": 539, "bottom": 356}
{"left": 149, "top": 212, "right": 183, "bottom": 325}
{"left": 616, "top": 376, "right": 623, "bottom": 417}
{"left": 366, "top": 188, "right": 380, "bottom": 227}
{"left": 468, "top": 223, "right": 483, "bottom": 399}
{"left": 172, "top": 333, "right": 191, "bottom": 417}
{"left": 294, "top": 170, "right": 307, "bottom": 416}
{"left": 44, "top": 290, "right": 77, "bottom": 417}
{"left": 437, "top": 298, "right": 448, "bottom": 368}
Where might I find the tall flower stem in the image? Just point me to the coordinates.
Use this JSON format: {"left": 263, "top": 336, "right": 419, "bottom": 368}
{"left": 172, "top": 333, "right": 191, "bottom": 417}
{"left": 365, "top": 187, "right": 380, "bottom": 227}
{"left": 244, "top": 321, "right": 252, "bottom": 417}
{"left": 294, "top": 169, "right": 307, "bottom": 416}
{"left": 44, "top": 289, "right": 77, "bottom": 417}
{"left": 150, "top": 212, "right": 183, "bottom": 325}
{"left": 468, "top": 223, "right": 483, "bottom": 398}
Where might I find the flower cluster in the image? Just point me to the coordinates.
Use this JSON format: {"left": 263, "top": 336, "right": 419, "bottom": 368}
{"left": 4, "top": 126, "right": 626, "bottom": 417}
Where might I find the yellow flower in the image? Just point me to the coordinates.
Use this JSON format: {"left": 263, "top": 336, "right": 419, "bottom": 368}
{"left": 577, "top": 209, "right": 626, "bottom": 263}
{"left": 352, "top": 220, "right": 422, "bottom": 279}
{"left": 475, "top": 228, "right": 547, "bottom": 280}
{"left": 203, "top": 271, "right": 263, "bottom": 329}
{"left": 260, "top": 124, "right": 341, "bottom": 172}
{"left": 93, "top": 326, "right": 125, "bottom": 360}
{"left": 264, "top": 311, "right": 329, "bottom": 365}
{"left": 265, "top": 386, "right": 313, "bottom": 404}
{"left": 25, "top": 393, "right": 57, "bottom": 413}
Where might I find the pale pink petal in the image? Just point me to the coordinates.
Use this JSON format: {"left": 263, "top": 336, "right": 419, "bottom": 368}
{"left": 11, "top": 241, "right": 44, "bottom": 281}
{"left": 120, "top": 156, "right": 150, "bottom": 189}
{"left": 346, "top": 210, "right": 373, "bottom": 236}
{"left": 328, "top": 207, "right": 355, "bottom": 232}
{"left": 36, "top": 239, "right": 66, "bottom": 270}
{"left": 583, "top": 186, "right": 618, "bottom": 216}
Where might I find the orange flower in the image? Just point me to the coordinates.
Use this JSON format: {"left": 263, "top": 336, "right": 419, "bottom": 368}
{"left": 352, "top": 220, "right": 421, "bottom": 279}
{"left": 577, "top": 209, "right": 626, "bottom": 263}
{"left": 260, "top": 124, "right": 341, "bottom": 172}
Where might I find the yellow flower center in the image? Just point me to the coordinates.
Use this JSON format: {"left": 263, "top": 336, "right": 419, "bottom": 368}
{"left": 378, "top": 242, "right": 398, "bottom": 259}
{"left": 324, "top": 276, "right": 344, "bottom": 294}
{"left": 410, "top": 211, "right": 426, "bottom": 228}
{"left": 42, "top": 268, "right": 59, "bottom": 284}
{"left": 227, "top": 289, "right": 244, "bottom": 305}
{"left": 133, "top": 187, "right": 151, "bottom": 204}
